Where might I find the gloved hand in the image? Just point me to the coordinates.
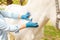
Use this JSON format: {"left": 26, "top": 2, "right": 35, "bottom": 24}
{"left": 21, "top": 12, "right": 30, "bottom": 20}
{"left": 26, "top": 21, "right": 39, "bottom": 28}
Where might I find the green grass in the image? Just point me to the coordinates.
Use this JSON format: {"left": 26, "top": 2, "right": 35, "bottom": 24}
{"left": 12, "top": 0, "right": 20, "bottom": 4}
{"left": 44, "top": 25, "right": 60, "bottom": 40}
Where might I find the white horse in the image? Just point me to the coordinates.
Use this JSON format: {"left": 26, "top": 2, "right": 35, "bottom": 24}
{"left": 15, "top": 0, "right": 56, "bottom": 40}
{"left": 5, "top": 0, "right": 58, "bottom": 40}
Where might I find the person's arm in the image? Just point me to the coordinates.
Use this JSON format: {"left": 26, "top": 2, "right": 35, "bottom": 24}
{"left": 0, "top": 18, "right": 38, "bottom": 32}
{"left": 0, "top": 18, "right": 24, "bottom": 32}
{"left": 0, "top": 15, "right": 38, "bottom": 32}
{"left": 0, "top": 10, "right": 30, "bottom": 19}
{"left": 0, "top": 14, "right": 26, "bottom": 32}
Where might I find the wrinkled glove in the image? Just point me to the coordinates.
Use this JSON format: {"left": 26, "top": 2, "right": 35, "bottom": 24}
{"left": 26, "top": 21, "right": 38, "bottom": 28}
{"left": 21, "top": 12, "right": 30, "bottom": 20}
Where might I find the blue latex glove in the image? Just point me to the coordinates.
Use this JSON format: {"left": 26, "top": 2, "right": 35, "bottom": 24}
{"left": 26, "top": 21, "right": 38, "bottom": 28}
{"left": 21, "top": 12, "right": 30, "bottom": 19}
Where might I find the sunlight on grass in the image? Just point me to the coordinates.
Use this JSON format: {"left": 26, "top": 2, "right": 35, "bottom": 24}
{"left": 12, "top": 0, "right": 20, "bottom": 4}
{"left": 44, "top": 21, "right": 60, "bottom": 40}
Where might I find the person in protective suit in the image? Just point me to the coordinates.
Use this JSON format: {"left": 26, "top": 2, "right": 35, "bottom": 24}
{"left": 0, "top": 4, "right": 38, "bottom": 40}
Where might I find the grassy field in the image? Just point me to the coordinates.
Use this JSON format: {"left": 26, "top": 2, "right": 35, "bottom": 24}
{"left": 43, "top": 22, "right": 60, "bottom": 40}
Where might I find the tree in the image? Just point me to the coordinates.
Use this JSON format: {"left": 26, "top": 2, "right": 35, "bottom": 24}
{"left": 55, "top": 0, "right": 60, "bottom": 29}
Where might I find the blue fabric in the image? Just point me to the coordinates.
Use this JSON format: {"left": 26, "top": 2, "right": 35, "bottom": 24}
{"left": 26, "top": 21, "right": 38, "bottom": 28}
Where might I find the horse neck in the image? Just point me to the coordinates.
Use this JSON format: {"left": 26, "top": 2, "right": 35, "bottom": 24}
{"left": 26, "top": 0, "right": 50, "bottom": 22}
{"left": 26, "top": 0, "right": 50, "bottom": 10}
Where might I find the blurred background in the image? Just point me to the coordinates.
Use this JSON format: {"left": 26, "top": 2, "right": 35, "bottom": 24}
{"left": 0, "top": 0, "right": 60, "bottom": 40}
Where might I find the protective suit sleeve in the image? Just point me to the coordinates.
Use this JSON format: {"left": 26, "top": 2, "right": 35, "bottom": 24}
{"left": 0, "top": 10, "right": 30, "bottom": 20}
{"left": 0, "top": 10, "right": 19, "bottom": 19}
{"left": 0, "top": 14, "right": 20, "bottom": 32}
